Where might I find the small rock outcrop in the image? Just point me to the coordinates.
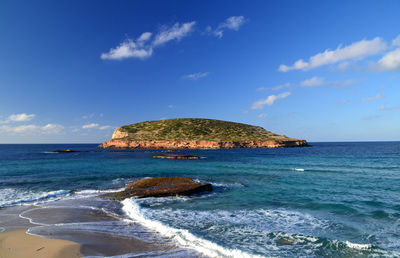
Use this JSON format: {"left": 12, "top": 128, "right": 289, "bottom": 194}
{"left": 104, "top": 177, "right": 212, "bottom": 200}
{"left": 52, "top": 149, "right": 77, "bottom": 153}
{"left": 153, "top": 154, "right": 200, "bottom": 159}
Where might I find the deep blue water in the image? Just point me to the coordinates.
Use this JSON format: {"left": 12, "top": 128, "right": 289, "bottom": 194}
{"left": 1, "top": 142, "right": 400, "bottom": 257}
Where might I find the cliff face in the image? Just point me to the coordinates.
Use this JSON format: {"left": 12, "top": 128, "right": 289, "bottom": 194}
{"left": 111, "top": 128, "right": 129, "bottom": 139}
{"left": 99, "top": 118, "right": 308, "bottom": 149}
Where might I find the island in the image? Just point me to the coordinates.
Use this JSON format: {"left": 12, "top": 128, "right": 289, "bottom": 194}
{"left": 99, "top": 118, "right": 308, "bottom": 149}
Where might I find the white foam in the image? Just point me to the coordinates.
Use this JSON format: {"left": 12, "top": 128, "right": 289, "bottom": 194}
{"left": 0, "top": 189, "right": 70, "bottom": 208}
{"left": 344, "top": 241, "right": 372, "bottom": 250}
{"left": 75, "top": 188, "right": 125, "bottom": 196}
{"left": 122, "top": 198, "right": 261, "bottom": 258}
{"left": 84, "top": 248, "right": 202, "bottom": 258}
{"left": 0, "top": 186, "right": 125, "bottom": 209}
{"left": 19, "top": 208, "right": 52, "bottom": 226}
{"left": 210, "top": 182, "right": 245, "bottom": 188}
{"left": 294, "top": 168, "right": 305, "bottom": 171}
{"left": 122, "top": 198, "right": 333, "bottom": 256}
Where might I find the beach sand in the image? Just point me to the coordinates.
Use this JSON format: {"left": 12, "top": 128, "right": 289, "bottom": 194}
{"left": 0, "top": 229, "right": 82, "bottom": 258}
{"left": 0, "top": 204, "right": 189, "bottom": 257}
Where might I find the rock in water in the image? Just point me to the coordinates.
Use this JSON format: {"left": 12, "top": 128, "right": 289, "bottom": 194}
{"left": 105, "top": 177, "right": 212, "bottom": 200}
{"left": 52, "top": 149, "right": 77, "bottom": 153}
{"left": 153, "top": 154, "right": 200, "bottom": 159}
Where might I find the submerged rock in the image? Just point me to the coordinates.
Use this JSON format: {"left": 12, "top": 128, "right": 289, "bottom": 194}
{"left": 104, "top": 177, "right": 212, "bottom": 200}
{"left": 153, "top": 154, "right": 200, "bottom": 159}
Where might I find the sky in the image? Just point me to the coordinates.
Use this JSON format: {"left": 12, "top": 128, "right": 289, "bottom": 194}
{"left": 0, "top": 0, "right": 399, "bottom": 143}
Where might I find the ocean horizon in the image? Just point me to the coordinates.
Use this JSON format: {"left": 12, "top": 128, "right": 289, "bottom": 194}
{"left": 1, "top": 142, "right": 400, "bottom": 257}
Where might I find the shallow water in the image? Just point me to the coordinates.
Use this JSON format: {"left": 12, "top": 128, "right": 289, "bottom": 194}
{"left": 0, "top": 142, "right": 400, "bottom": 257}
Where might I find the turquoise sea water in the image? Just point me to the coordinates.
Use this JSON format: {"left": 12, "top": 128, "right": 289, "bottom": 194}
{"left": 1, "top": 142, "right": 400, "bottom": 257}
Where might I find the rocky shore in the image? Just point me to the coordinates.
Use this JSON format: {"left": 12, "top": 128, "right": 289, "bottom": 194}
{"left": 99, "top": 139, "right": 308, "bottom": 149}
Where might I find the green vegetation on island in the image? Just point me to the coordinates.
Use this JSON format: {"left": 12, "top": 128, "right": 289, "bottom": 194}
{"left": 117, "top": 118, "right": 293, "bottom": 141}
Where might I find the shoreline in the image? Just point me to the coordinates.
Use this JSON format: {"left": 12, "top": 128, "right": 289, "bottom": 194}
{"left": 0, "top": 201, "right": 193, "bottom": 257}
{"left": 0, "top": 229, "right": 82, "bottom": 258}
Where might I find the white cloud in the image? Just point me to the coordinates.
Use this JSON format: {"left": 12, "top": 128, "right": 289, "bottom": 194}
{"left": 209, "top": 16, "right": 246, "bottom": 38}
{"left": 153, "top": 22, "right": 196, "bottom": 46}
{"left": 257, "top": 113, "right": 267, "bottom": 118}
{"left": 168, "top": 105, "right": 175, "bottom": 109}
{"left": 99, "top": 125, "right": 113, "bottom": 130}
{"left": 183, "top": 72, "right": 210, "bottom": 80}
{"left": 81, "top": 123, "right": 113, "bottom": 130}
{"left": 0, "top": 124, "right": 64, "bottom": 134}
{"left": 362, "top": 94, "right": 384, "bottom": 102}
{"left": 377, "top": 48, "right": 400, "bottom": 71}
{"left": 251, "top": 92, "right": 291, "bottom": 110}
{"left": 362, "top": 115, "right": 380, "bottom": 121}
{"left": 257, "top": 83, "right": 291, "bottom": 91}
{"left": 12, "top": 125, "right": 38, "bottom": 133}
{"left": 9, "top": 113, "right": 36, "bottom": 122}
{"left": 101, "top": 38, "right": 153, "bottom": 60}
{"left": 300, "top": 77, "right": 359, "bottom": 88}
{"left": 82, "top": 113, "right": 95, "bottom": 120}
{"left": 378, "top": 85, "right": 386, "bottom": 92}
{"left": 101, "top": 21, "right": 195, "bottom": 60}
{"left": 392, "top": 34, "right": 400, "bottom": 46}
{"left": 137, "top": 32, "right": 152, "bottom": 43}
{"left": 336, "top": 99, "right": 350, "bottom": 105}
{"left": 300, "top": 77, "right": 325, "bottom": 87}
{"left": 379, "top": 104, "right": 400, "bottom": 111}
{"left": 41, "top": 124, "right": 64, "bottom": 134}
{"left": 1, "top": 113, "right": 36, "bottom": 123}
{"left": 82, "top": 123, "right": 100, "bottom": 129}
{"left": 279, "top": 37, "right": 387, "bottom": 72}
{"left": 271, "top": 83, "right": 291, "bottom": 91}
{"left": 336, "top": 61, "right": 351, "bottom": 72}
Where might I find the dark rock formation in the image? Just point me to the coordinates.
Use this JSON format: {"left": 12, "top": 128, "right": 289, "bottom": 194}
{"left": 104, "top": 177, "right": 212, "bottom": 200}
{"left": 52, "top": 149, "right": 77, "bottom": 153}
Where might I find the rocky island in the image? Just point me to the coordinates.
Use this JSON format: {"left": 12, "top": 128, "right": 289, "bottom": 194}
{"left": 99, "top": 118, "right": 308, "bottom": 149}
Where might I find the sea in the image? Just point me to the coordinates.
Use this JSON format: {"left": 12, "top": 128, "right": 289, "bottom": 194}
{"left": 0, "top": 142, "right": 400, "bottom": 257}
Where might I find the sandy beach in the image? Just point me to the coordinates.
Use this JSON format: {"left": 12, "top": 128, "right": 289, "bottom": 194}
{"left": 0, "top": 203, "right": 188, "bottom": 257}
{"left": 0, "top": 229, "right": 82, "bottom": 258}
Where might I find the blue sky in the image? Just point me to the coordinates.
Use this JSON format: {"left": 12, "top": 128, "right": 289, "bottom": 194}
{"left": 0, "top": 0, "right": 399, "bottom": 143}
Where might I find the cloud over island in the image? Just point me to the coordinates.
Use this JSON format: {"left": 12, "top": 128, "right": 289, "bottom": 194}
{"left": 251, "top": 92, "right": 291, "bottom": 110}
{"left": 182, "top": 72, "right": 210, "bottom": 80}
{"left": 279, "top": 37, "right": 387, "bottom": 72}
{"left": 101, "top": 22, "right": 196, "bottom": 60}
{"left": 101, "top": 16, "right": 247, "bottom": 60}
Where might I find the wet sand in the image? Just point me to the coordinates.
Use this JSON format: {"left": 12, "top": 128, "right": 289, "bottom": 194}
{"left": 0, "top": 203, "right": 191, "bottom": 257}
{"left": 0, "top": 229, "right": 82, "bottom": 258}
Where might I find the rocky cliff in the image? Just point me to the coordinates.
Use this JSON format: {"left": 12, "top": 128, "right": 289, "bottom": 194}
{"left": 99, "top": 118, "right": 308, "bottom": 149}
